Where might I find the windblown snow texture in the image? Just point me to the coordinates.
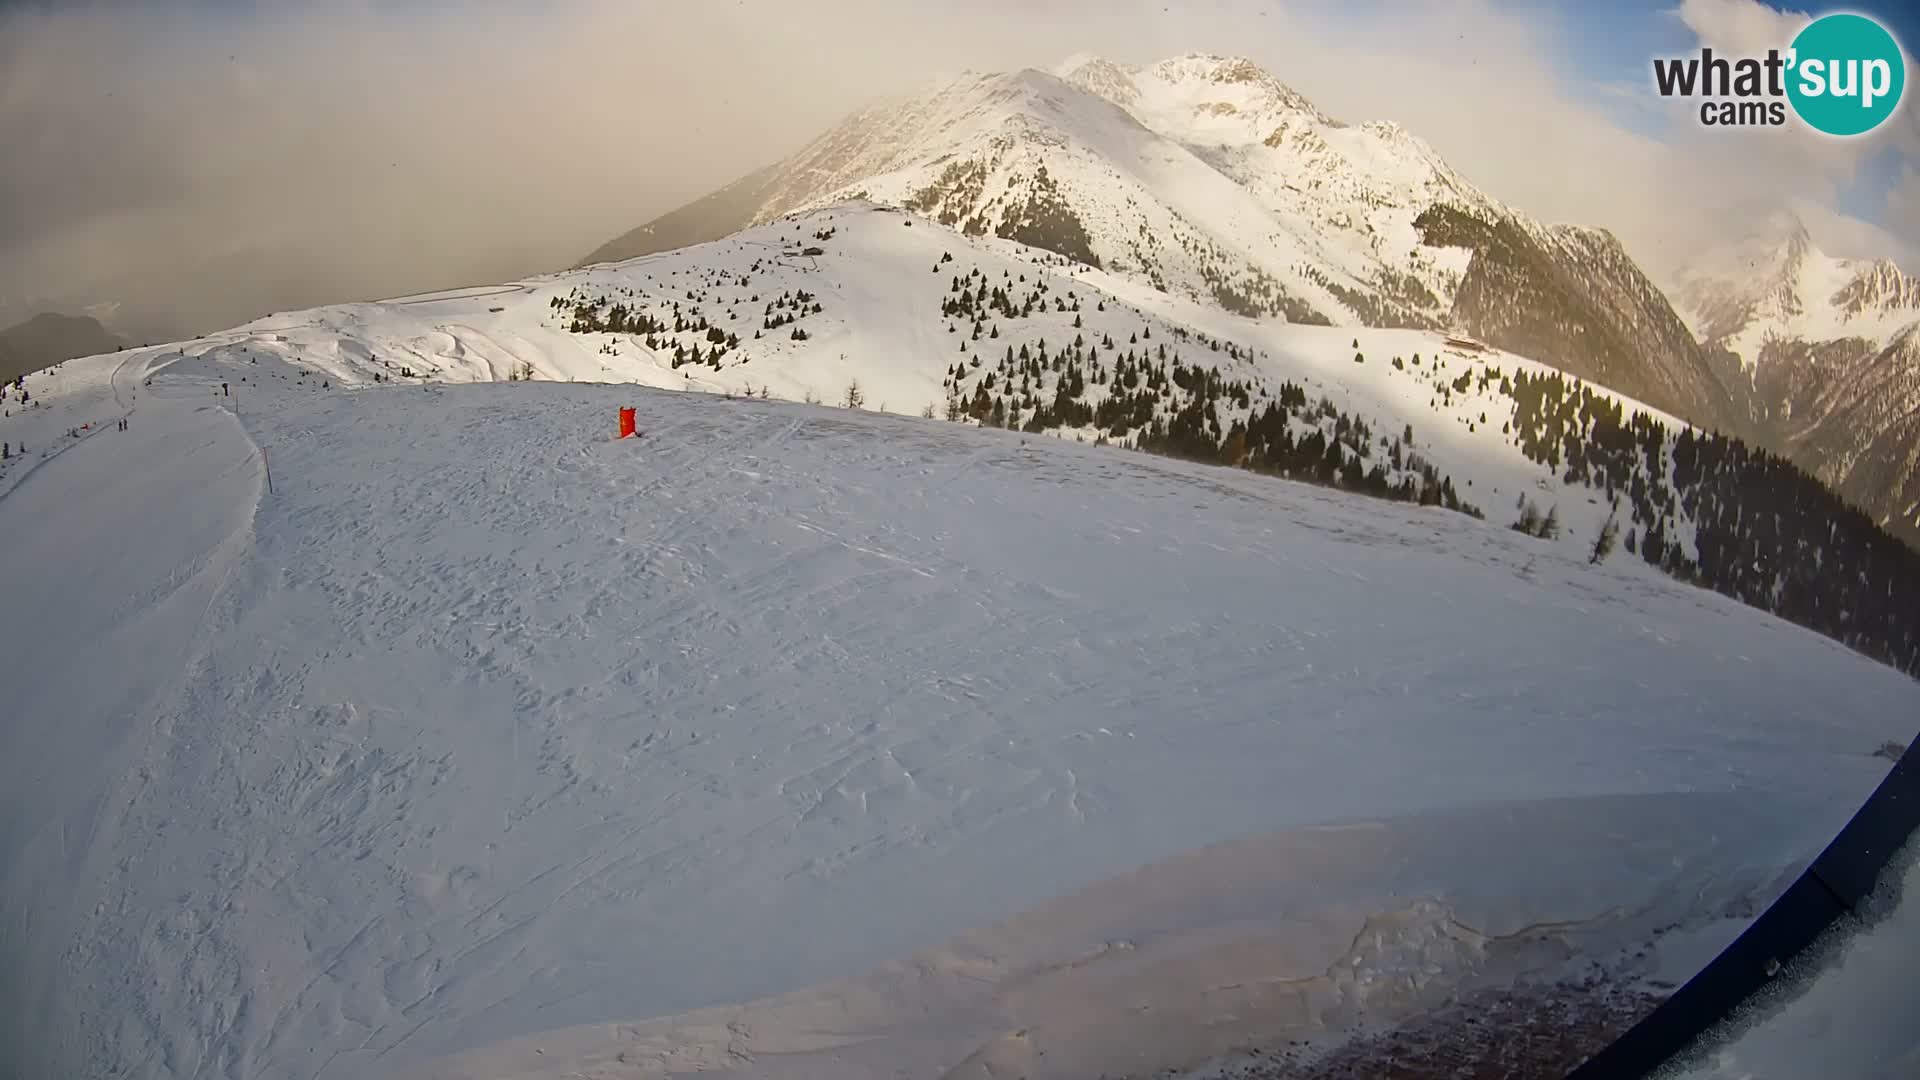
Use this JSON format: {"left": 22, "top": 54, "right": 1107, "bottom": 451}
{"left": 1, "top": 335, "right": 1914, "bottom": 1079}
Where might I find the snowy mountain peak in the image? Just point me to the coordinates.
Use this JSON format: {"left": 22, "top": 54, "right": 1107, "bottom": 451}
{"left": 1676, "top": 211, "right": 1920, "bottom": 355}
{"left": 1359, "top": 119, "right": 1412, "bottom": 142}
{"left": 1705, "top": 210, "right": 1809, "bottom": 280}
{"left": 1763, "top": 212, "right": 1817, "bottom": 291}
{"left": 1056, "top": 54, "right": 1141, "bottom": 106}
{"left": 1669, "top": 211, "right": 1920, "bottom": 539}
{"left": 1145, "top": 52, "right": 1309, "bottom": 101}
{"left": 1138, "top": 53, "right": 1330, "bottom": 133}
{"left": 1056, "top": 52, "right": 1331, "bottom": 139}
{"left": 585, "top": 49, "right": 1738, "bottom": 437}
{"left": 583, "top": 49, "right": 1742, "bottom": 432}
{"left": 1833, "top": 257, "right": 1920, "bottom": 317}
{"left": 1752, "top": 208, "right": 1814, "bottom": 261}
{"left": 1152, "top": 51, "right": 1262, "bottom": 76}
{"left": 1779, "top": 215, "right": 1815, "bottom": 264}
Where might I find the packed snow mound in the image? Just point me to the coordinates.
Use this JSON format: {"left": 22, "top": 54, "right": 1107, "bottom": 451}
{"left": 2, "top": 344, "right": 1916, "bottom": 1079}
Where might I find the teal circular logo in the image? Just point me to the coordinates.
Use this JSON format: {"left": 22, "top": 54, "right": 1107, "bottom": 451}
{"left": 1786, "top": 13, "right": 1906, "bottom": 136}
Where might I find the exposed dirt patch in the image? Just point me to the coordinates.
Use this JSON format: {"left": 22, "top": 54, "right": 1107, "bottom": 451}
{"left": 1190, "top": 978, "right": 1665, "bottom": 1080}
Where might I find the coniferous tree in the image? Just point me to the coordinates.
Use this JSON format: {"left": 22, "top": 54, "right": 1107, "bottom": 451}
{"left": 1590, "top": 499, "right": 1621, "bottom": 564}
{"left": 1513, "top": 497, "right": 1543, "bottom": 536}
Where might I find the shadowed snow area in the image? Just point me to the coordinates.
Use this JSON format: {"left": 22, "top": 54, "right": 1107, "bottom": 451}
{"left": 402, "top": 794, "right": 1808, "bottom": 1080}
{"left": 1, "top": 347, "right": 1915, "bottom": 1079}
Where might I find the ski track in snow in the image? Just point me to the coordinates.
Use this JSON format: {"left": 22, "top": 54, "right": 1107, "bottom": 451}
{"left": 1, "top": 347, "right": 1916, "bottom": 1080}
{"left": 0, "top": 350, "right": 140, "bottom": 503}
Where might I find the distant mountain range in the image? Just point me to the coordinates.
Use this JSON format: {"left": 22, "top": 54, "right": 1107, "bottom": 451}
{"left": 585, "top": 53, "right": 1916, "bottom": 546}
{"left": 1673, "top": 211, "right": 1920, "bottom": 543}
{"left": 584, "top": 54, "right": 1738, "bottom": 432}
{"left": 0, "top": 312, "right": 122, "bottom": 383}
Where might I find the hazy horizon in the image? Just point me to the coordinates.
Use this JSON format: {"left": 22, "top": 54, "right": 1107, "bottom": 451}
{"left": 3, "top": 0, "right": 1915, "bottom": 343}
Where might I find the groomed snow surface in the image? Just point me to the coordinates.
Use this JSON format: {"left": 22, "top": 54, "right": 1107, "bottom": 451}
{"left": 2, "top": 345, "right": 1916, "bottom": 1079}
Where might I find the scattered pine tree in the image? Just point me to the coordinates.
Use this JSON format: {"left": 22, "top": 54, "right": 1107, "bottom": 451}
{"left": 1590, "top": 499, "right": 1621, "bottom": 564}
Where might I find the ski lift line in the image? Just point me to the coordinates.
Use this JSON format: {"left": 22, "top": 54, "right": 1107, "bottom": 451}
{"left": 1565, "top": 734, "right": 1920, "bottom": 1078}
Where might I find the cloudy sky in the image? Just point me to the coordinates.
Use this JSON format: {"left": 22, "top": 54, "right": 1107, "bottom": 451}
{"left": 1, "top": 0, "right": 1914, "bottom": 340}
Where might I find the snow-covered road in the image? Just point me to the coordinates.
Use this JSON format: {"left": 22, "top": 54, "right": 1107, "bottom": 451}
{"left": 2, "top": 348, "right": 1914, "bottom": 1079}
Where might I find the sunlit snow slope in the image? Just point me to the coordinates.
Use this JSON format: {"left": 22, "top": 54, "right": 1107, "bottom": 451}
{"left": 1, "top": 323, "right": 1915, "bottom": 1079}
{"left": 84, "top": 204, "right": 1697, "bottom": 559}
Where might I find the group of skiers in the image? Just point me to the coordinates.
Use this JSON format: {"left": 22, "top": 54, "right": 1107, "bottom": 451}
{"left": 2, "top": 375, "right": 31, "bottom": 414}
{"left": 3, "top": 367, "right": 354, "bottom": 469}
{"left": 51, "top": 416, "right": 129, "bottom": 439}
{"left": 0, "top": 377, "right": 137, "bottom": 469}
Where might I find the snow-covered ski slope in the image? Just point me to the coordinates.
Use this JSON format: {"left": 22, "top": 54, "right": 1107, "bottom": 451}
{"left": 0, "top": 349, "right": 141, "bottom": 500}
{"left": 2, "top": 318, "right": 1916, "bottom": 1080}
{"left": 108, "top": 203, "right": 1691, "bottom": 556}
